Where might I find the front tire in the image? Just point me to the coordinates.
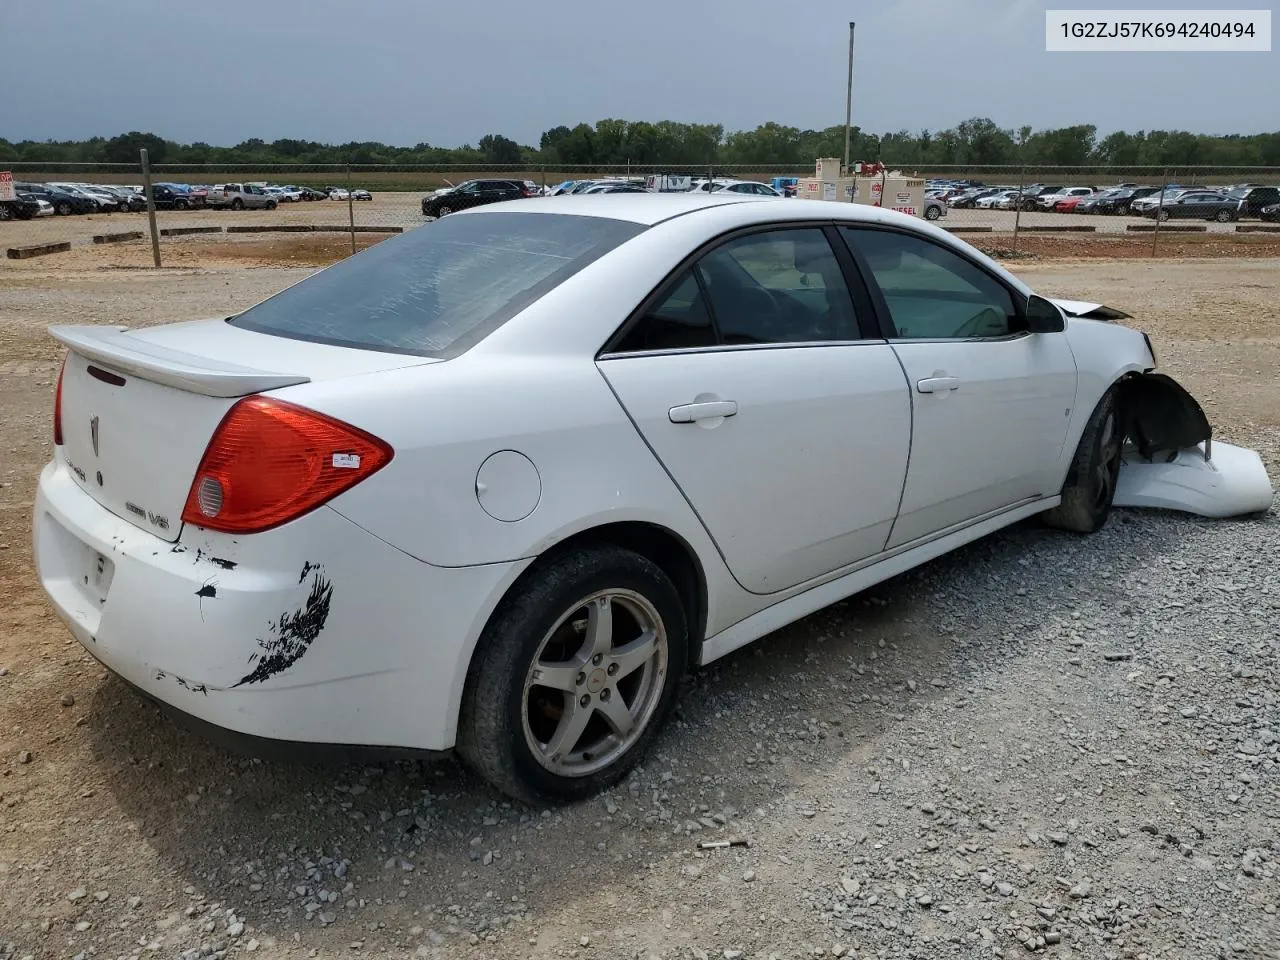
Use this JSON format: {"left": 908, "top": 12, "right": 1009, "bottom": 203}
{"left": 924, "top": 205, "right": 941, "bottom": 221}
{"left": 265, "top": 200, "right": 277, "bottom": 210}
{"left": 436, "top": 204, "right": 452, "bottom": 217}
{"left": 457, "top": 544, "right": 688, "bottom": 804}
{"left": 1043, "top": 386, "right": 1123, "bottom": 534}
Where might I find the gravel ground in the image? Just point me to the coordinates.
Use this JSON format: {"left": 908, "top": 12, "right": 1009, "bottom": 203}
{"left": 1, "top": 255, "right": 1277, "bottom": 960}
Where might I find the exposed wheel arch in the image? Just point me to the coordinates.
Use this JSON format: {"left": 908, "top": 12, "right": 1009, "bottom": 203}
{"left": 516, "top": 521, "right": 708, "bottom": 671}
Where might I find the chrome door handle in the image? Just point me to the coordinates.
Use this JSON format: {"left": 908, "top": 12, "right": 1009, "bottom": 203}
{"left": 669, "top": 400, "right": 738, "bottom": 423}
{"left": 917, "top": 377, "right": 960, "bottom": 394}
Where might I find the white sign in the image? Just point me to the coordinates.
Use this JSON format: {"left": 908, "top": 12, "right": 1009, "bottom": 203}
{"left": 822, "top": 182, "right": 837, "bottom": 201}
{"left": 0, "top": 172, "right": 14, "bottom": 203}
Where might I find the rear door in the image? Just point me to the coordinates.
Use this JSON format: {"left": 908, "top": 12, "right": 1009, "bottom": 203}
{"left": 599, "top": 225, "right": 912, "bottom": 594}
{"left": 840, "top": 225, "right": 1077, "bottom": 547}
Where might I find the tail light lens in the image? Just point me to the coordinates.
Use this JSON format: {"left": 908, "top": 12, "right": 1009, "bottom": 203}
{"left": 181, "top": 397, "right": 392, "bottom": 534}
{"left": 53, "top": 357, "right": 66, "bottom": 445}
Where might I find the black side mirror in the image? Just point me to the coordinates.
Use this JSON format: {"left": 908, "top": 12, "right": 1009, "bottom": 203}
{"left": 1026, "top": 294, "right": 1066, "bottom": 334}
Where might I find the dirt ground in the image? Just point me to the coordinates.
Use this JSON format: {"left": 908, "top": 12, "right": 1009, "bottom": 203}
{"left": 1, "top": 245, "right": 1277, "bottom": 960}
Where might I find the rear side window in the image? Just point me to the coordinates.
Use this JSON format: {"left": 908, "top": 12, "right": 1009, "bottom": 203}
{"left": 230, "top": 212, "right": 645, "bottom": 356}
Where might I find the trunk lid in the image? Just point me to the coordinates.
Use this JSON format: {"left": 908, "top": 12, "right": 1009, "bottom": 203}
{"left": 52, "top": 320, "right": 436, "bottom": 541}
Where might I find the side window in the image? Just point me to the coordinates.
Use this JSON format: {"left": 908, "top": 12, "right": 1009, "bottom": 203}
{"left": 613, "top": 270, "right": 717, "bottom": 353}
{"left": 842, "top": 228, "right": 1019, "bottom": 340}
{"left": 697, "top": 228, "right": 859, "bottom": 344}
{"left": 460, "top": 182, "right": 480, "bottom": 194}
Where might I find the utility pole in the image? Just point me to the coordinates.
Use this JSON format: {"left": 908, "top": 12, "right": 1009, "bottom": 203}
{"left": 843, "top": 21, "right": 856, "bottom": 175}
{"left": 140, "top": 148, "right": 161, "bottom": 268}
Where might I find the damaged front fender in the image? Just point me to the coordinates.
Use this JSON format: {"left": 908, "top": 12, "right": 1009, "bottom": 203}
{"left": 1114, "top": 373, "right": 1273, "bottom": 518}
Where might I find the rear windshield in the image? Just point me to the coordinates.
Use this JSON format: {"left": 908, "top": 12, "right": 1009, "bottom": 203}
{"left": 229, "top": 212, "right": 644, "bottom": 356}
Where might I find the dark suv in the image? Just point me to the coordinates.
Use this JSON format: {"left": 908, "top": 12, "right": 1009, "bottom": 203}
{"left": 1227, "top": 185, "right": 1280, "bottom": 218}
{"left": 421, "top": 179, "right": 533, "bottom": 218}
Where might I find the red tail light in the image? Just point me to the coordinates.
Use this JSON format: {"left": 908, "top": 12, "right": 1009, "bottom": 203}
{"left": 181, "top": 397, "right": 392, "bottom": 534}
{"left": 53, "top": 357, "right": 66, "bottom": 445}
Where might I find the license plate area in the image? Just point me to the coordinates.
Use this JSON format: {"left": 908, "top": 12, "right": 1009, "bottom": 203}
{"left": 87, "top": 551, "right": 115, "bottom": 606}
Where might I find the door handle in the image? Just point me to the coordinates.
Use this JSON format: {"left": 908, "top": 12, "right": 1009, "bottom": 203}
{"left": 669, "top": 400, "right": 738, "bottom": 423}
{"left": 917, "top": 377, "right": 960, "bottom": 394}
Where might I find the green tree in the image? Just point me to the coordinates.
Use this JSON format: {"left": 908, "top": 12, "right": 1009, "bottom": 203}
{"left": 102, "top": 131, "right": 167, "bottom": 164}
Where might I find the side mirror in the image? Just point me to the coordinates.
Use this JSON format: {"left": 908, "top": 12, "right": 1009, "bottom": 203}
{"left": 1026, "top": 294, "right": 1066, "bottom": 334}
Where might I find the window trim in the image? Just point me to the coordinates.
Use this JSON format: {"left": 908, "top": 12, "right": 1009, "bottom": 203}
{"left": 836, "top": 224, "right": 1033, "bottom": 344}
{"left": 598, "top": 221, "right": 879, "bottom": 359}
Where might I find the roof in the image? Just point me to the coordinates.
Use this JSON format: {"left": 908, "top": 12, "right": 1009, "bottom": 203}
{"left": 456, "top": 192, "right": 778, "bottom": 226}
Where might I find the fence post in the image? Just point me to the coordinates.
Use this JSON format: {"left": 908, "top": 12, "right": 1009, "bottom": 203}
{"left": 346, "top": 163, "right": 356, "bottom": 256}
{"left": 1151, "top": 168, "right": 1168, "bottom": 257}
{"left": 541, "top": 165, "right": 546, "bottom": 193}
{"left": 140, "top": 148, "right": 161, "bottom": 268}
{"left": 1011, "top": 165, "right": 1026, "bottom": 255}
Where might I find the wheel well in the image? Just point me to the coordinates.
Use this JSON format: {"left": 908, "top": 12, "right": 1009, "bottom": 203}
{"left": 533, "top": 522, "right": 708, "bottom": 669}
{"left": 1116, "top": 371, "right": 1211, "bottom": 458}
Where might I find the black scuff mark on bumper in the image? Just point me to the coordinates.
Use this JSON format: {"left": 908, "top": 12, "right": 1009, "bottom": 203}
{"left": 208, "top": 556, "right": 237, "bottom": 570}
{"left": 155, "top": 668, "right": 209, "bottom": 696}
{"left": 299, "top": 560, "right": 319, "bottom": 584}
{"left": 234, "top": 565, "right": 333, "bottom": 687}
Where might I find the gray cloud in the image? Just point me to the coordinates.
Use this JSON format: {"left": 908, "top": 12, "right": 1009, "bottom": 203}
{"left": 3, "top": 0, "right": 1275, "bottom": 146}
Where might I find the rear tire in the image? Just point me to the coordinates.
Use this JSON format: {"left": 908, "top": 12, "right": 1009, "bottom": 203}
{"left": 457, "top": 544, "right": 688, "bottom": 804}
{"left": 1157, "top": 208, "right": 1171, "bottom": 222}
{"left": 56, "top": 202, "right": 73, "bottom": 216}
{"left": 924, "top": 205, "right": 941, "bottom": 221}
{"left": 1042, "top": 386, "right": 1124, "bottom": 534}
{"left": 230, "top": 198, "right": 244, "bottom": 211}
{"left": 1214, "top": 208, "right": 1232, "bottom": 223}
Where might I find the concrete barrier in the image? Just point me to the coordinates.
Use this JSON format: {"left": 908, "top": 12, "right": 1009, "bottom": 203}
{"left": 1126, "top": 223, "right": 1207, "bottom": 233}
{"left": 160, "top": 226, "right": 224, "bottom": 237}
{"left": 224, "top": 225, "right": 405, "bottom": 235}
{"left": 6, "top": 241, "right": 73, "bottom": 260}
{"left": 1236, "top": 224, "right": 1280, "bottom": 233}
{"left": 943, "top": 225, "right": 993, "bottom": 233}
{"left": 92, "top": 231, "right": 144, "bottom": 245}
{"left": 226, "top": 224, "right": 316, "bottom": 234}
{"left": 1018, "top": 225, "right": 1096, "bottom": 232}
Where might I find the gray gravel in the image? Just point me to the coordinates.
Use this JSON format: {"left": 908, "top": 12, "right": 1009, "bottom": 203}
{"left": 3, "top": 497, "right": 1276, "bottom": 960}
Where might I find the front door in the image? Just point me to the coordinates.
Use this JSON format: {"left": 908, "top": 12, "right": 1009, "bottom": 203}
{"left": 840, "top": 226, "right": 1078, "bottom": 547}
{"left": 599, "top": 226, "right": 912, "bottom": 595}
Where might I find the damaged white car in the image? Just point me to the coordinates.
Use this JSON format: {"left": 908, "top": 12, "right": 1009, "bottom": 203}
{"left": 33, "top": 195, "right": 1273, "bottom": 803}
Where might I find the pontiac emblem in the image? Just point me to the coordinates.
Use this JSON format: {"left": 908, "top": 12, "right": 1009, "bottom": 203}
{"left": 90, "top": 415, "right": 100, "bottom": 457}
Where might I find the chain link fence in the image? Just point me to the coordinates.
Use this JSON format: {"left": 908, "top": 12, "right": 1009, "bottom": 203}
{"left": 4, "top": 158, "right": 1279, "bottom": 267}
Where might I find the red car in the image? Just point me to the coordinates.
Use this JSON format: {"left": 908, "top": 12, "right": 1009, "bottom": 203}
{"left": 1055, "top": 196, "right": 1086, "bottom": 213}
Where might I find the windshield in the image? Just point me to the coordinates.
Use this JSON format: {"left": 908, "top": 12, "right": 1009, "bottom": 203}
{"left": 230, "top": 212, "right": 645, "bottom": 357}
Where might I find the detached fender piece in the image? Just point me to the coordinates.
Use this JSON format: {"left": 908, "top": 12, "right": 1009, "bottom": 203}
{"left": 1111, "top": 370, "right": 1271, "bottom": 517}
{"left": 1114, "top": 441, "right": 1273, "bottom": 518}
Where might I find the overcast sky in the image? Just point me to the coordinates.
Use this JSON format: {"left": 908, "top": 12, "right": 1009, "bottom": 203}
{"left": 4, "top": 0, "right": 1275, "bottom": 146}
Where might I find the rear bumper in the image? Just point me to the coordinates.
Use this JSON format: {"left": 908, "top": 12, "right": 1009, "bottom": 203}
{"left": 33, "top": 460, "right": 527, "bottom": 750}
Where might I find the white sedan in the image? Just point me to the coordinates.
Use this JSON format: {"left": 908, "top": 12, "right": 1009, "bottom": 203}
{"left": 33, "top": 195, "right": 1272, "bottom": 803}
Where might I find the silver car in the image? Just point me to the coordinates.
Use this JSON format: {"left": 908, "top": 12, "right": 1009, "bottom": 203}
{"left": 205, "top": 183, "right": 278, "bottom": 210}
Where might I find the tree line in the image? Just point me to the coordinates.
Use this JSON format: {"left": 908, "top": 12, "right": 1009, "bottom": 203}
{"left": 3, "top": 119, "right": 1278, "bottom": 169}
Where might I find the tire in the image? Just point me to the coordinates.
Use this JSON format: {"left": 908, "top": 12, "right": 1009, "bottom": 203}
{"left": 457, "top": 544, "right": 688, "bottom": 804}
{"left": 1214, "top": 209, "right": 1232, "bottom": 223}
{"left": 1157, "top": 208, "right": 1171, "bottom": 222}
{"left": 230, "top": 198, "right": 244, "bottom": 211}
{"left": 1042, "top": 386, "right": 1123, "bottom": 534}
{"left": 0, "top": 205, "right": 11, "bottom": 221}
{"left": 1115, "top": 204, "right": 1130, "bottom": 216}
{"left": 56, "top": 202, "right": 73, "bottom": 216}
{"left": 265, "top": 200, "right": 277, "bottom": 210}
{"left": 924, "top": 205, "right": 941, "bottom": 221}
{"left": 437, "top": 205, "right": 452, "bottom": 216}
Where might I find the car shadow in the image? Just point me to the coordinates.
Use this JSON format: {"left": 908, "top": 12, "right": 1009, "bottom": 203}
{"left": 86, "top": 506, "right": 1206, "bottom": 944}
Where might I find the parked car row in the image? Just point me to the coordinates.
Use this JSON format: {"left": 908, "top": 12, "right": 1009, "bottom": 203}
{"left": 421, "top": 176, "right": 791, "bottom": 219}
{"left": 1, "top": 180, "right": 376, "bottom": 219}
{"left": 931, "top": 180, "right": 1280, "bottom": 221}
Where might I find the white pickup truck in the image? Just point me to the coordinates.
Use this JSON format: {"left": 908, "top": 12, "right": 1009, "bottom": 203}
{"left": 205, "top": 183, "right": 278, "bottom": 210}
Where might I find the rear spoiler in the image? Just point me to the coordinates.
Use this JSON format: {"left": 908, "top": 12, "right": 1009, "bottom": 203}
{"left": 49, "top": 324, "right": 310, "bottom": 398}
